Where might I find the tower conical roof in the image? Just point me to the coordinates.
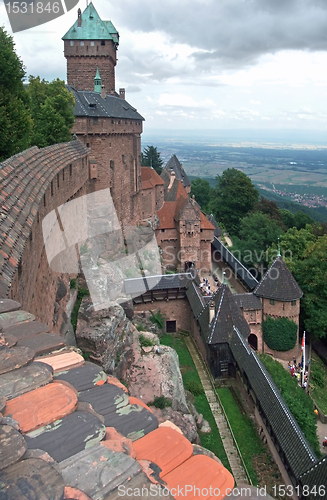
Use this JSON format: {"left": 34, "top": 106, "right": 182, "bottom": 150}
{"left": 62, "top": 3, "right": 119, "bottom": 43}
{"left": 254, "top": 256, "right": 303, "bottom": 301}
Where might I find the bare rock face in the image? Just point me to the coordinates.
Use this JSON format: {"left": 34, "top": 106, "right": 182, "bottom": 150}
{"left": 150, "top": 407, "right": 199, "bottom": 444}
{"left": 75, "top": 297, "right": 133, "bottom": 374}
{"left": 124, "top": 329, "right": 188, "bottom": 414}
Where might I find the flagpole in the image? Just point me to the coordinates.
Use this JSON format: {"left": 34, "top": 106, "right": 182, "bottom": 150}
{"left": 302, "top": 331, "right": 306, "bottom": 387}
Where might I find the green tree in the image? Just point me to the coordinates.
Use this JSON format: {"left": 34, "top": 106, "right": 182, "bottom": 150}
{"left": 267, "top": 226, "right": 316, "bottom": 268}
{"left": 232, "top": 211, "right": 282, "bottom": 268}
{"left": 0, "top": 27, "right": 32, "bottom": 160}
{"left": 27, "top": 76, "right": 75, "bottom": 148}
{"left": 190, "top": 178, "right": 213, "bottom": 212}
{"left": 209, "top": 168, "right": 259, "bottom": 235}
{"left": 294, "top": 235, "right": 327, "bottom": 340}
{"left": 141, "top": 145, "right": 163, "bottom": 175}
{"left": 254, "top": 197, "right": 285, "bottom": 229}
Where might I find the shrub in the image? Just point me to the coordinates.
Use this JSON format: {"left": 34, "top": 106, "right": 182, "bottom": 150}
{"left": 262, "top": 316, "right": 297, "bottom": 351}
{"left": 69, "top": 278, "right": 77, "bottom": 289}
{"left": 260, "top": 354, "right": 320, "bottom": 456}
{"left": 185, "top": 379, "right": 204, "bottom": 396}
{"left": 311, "top": 360, "right": 325, "bottom": 388}
{"left": 136, "top": 324, "right": 145, "bottom": 331}
{"left": 147, "top": 395, "right": 172, "bottom": 409}
{"left": 149, "top": 310, "right": 165, "bottom": 329}
{"left": 139, "top": 334, "right": 155, "bottom": 347}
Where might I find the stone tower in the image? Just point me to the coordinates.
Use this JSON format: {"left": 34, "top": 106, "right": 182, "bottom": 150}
{"left": 62, "top": 3, "right": 119, "bottom": 94}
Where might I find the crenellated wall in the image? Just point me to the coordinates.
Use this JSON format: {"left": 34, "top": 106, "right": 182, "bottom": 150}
{"left": 0, "top": 141, "right": 90, "bottom": 333}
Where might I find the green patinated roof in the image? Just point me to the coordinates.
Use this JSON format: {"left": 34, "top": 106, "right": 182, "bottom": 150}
{"left": 62, "top": 2, "right": 119, "bottom": 43}
{"left": 94, "top": 67, "right": 101, "bottom": 81}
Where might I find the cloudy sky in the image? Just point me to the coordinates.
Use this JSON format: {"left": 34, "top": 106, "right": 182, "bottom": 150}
{"left": 2, "top": 0, "right": 327, "bottom": 134}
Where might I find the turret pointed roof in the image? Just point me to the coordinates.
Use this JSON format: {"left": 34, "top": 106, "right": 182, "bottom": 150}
{"left": 254, "top": 256, "right": 303, "bottom": 301}
{"left": 62, "top": 3, "right": 119, "bottom": 43}
{"left": 162, "top": 155, "right": 190, "bottom": 188}
{"left": 207, "top": 284, "right": 250, "bottom": 345}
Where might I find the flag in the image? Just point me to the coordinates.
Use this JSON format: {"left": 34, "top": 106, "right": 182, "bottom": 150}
{"left": 301, "top": 331, "right": 306, "bottom": 387}
{"left": 300, "top": 331, "right": 306, "bottom": 367}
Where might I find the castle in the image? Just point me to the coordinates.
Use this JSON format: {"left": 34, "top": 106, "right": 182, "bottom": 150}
{"left": 0, "top": 3, "right": 326, "bottom": 494}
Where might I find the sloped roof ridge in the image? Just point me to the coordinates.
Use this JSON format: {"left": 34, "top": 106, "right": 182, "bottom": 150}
{"left": 209, "top": 287, "right": 226, "bottom": 343}
{"left": 62, "top": 2, "right": 118, "bottom": 42}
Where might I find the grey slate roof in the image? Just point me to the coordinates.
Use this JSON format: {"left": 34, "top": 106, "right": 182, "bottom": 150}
{"left": 207, "top": 214, "right": 222, "bottom": 238}
{"left": 186, "top": 282, "right": 205, "bottom": 319}
{"left": 207, "top": 285, "right": 250, "bottom": 345}
{"left": 254, "top": 256, "right": 303, "bottom": 301}
{"left": 230, "top": 327, "right": 317, "bottom": 479}
{"left": 0, "top": 141, "right": 89, "bottom": 298}
{"left": 68, "top": 87, "right": 144, "bottom": 121}
{"left": 164, "top": 155, "right": 190, "bottom": 188}
{"left": 299, "top": 456, "right": 327, "bottom": 499}
{"left": 233, "top": 293, "right": 262, "bottom": 310}
{"left": 124, "top": 273, "right": 193, "bottom": 296}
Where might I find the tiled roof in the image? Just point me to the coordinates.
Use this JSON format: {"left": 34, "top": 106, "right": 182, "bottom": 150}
{"left": 0, "top": 141, "right": 89, "bottom": 297}
{"left": 230, "top": 328, "right": 317, "bottom": 479}
{"left": 233, "top": 293, "right": 262, "bottom": 310}
{"left": 62, "top": 3, "right": 119, "bottom": 43}
{"left": 207, "top": 214, "right": 222, "bottom": 238}
{"left": 208, "top": 285, "right": 250, "bottom": 345}
{"left": 200, "top": 211, "right": 215, "bottom": 230}
{"left": 164, "top": 155, "right": 190, "bottom": 188}
{"left": 124, "top": 273, "right": 193, "bottom": 296}
{"left": 69, "top": 87, "right": 144, "bottom": 121}
{"left": 141, "top": 167, "right": 165, "bottom": 190}
{"left": 157, "top": 201, "right": 177, "bottom": 229}
{"left": 299, "top": 456, "right": 327, "bottom": 499}
{"left": 0, "top": 300, "right": 233, "bottom": 499}
{"left": 186, "top": 282, "right": 205, "bottom": 319}
{"left": 254, "top": 256, "right": 303, "bottom": 301}
{"left": 165, "top": 178, "right": 189, "bottom": 202}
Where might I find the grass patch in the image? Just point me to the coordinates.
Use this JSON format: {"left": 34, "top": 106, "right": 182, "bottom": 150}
{"left": 147, "top": 395, "right": 172, "bottom": 409}
{"left": 71, "top": 285, "right": 90, "bottom": 332}
{"left": 160, "top": 334, "right": 230, "bottom": 471}
{"left": 310, "top": 351, "right": 327, "bottom": 414}
{"left": 139, "top": 334, "right": 155, "bottom": 347}
{"left": 217, "top": 387, "right": 266, "bottom": 485}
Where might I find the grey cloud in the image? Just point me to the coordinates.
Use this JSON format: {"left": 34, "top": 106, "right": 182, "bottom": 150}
{"left": 108, "top": 0, "right": 327, "bottom": 70}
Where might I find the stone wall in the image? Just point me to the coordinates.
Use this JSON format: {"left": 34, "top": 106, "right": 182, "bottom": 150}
{"left": 73, "top": 117, "right": 143, "bottom": 225}
{"left": 64, "top": 39, "right": 117, "bottom": 93}
{"left": 3, "top": 143, "right": 90, "bottom": 334}
{"left": 133, "top": 298, "right": 192, "bottom": 333}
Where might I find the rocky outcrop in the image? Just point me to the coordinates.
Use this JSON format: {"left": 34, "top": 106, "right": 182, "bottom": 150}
{"left": 75, "top": 298, "right": 133, "bottom": 374}
{"left": 123, "top": 330, "right": 188, "bottom": 414}
{"left": 151, "top": 407, "right": 199, "bottom": 444}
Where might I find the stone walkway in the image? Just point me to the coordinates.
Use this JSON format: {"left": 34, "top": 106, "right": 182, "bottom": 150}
{"left": 184, "top": 336, "right": 250, "bottom": 485}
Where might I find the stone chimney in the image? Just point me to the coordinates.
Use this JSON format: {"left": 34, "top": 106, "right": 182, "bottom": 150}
{"left": 119, "top": 88, "right": 125, "bottom": 99}
{"left": 209, "top": 300, "right": 215, "bottom": 323}
{"left": 168, "top": 171, "right": 176, "bottom": 190}
{"left": 101, "top": 85, "right": 106, "bottom": 99}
